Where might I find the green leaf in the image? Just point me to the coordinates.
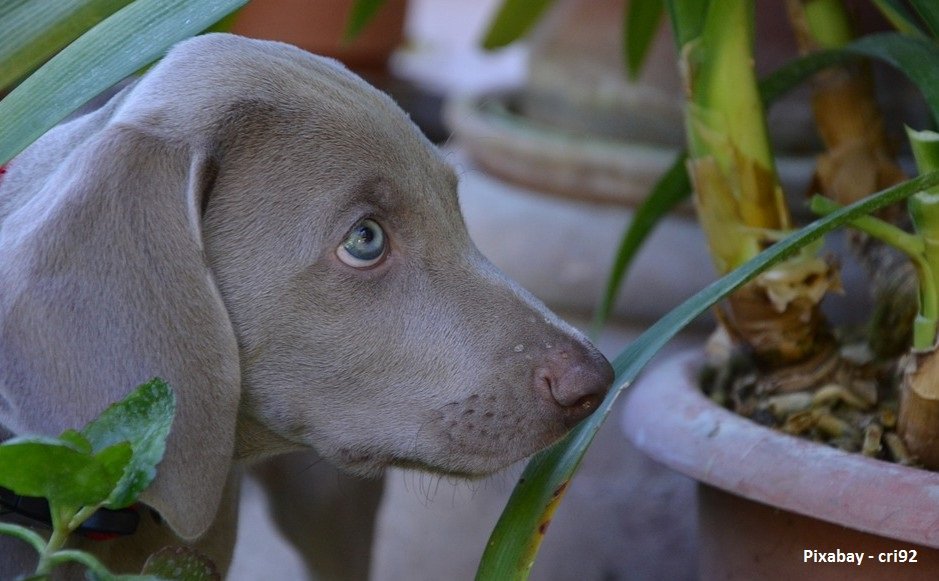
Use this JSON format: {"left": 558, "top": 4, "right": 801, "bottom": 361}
{"left": 758, "top": 49, "right": 849, "bottom": 104}
{"left": 81, "top": 378, "right": 176, "bottom": 509}
{"left": 481, "top": 0, "right": 559, "bottom": 50}
{"left": 345, "top": 0, "right": 387, "bottom": 41}
{"left": 756, "top": 35, "right": 939, "bottom": 128}
{"left": 475, "top": 170, "right": 939, "bottom": 580}
{"left": 0, "top": 0, "right": 133, "bottom": 92}
{"left": 59, "top": 429, "right": 94, "bottom": 455}
{"left": 0, "top": 437, "right": 129, "bottom": 509}
{"left": 871, "top": 0, "right": 929, "bottom": 38}
{"left": 624, "top": 0, "right": 664, "bottom": 79}
{"left": 0, "top": 0, "right": 250, "bottom": 167}
{"left": 846, "top": 33, "right": 939, "bottom": 127}
{"left": 664, "top": 0, "right": 710, "bottom": 49}
{"left": 142, "top": 546, "right": 220, "bottom": 580}
{"left": 909, "top": 0, "right": 939, "bottom": 37}
{"left": 591, "top": 152, "right": 690, "bottom": 336}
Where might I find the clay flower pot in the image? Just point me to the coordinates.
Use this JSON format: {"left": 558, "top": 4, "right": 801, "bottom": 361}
{"left": 230, "top": 0, "right": 408, "bottom": 73}
{"left": 622, "top": 349, "right": 939, "bottom": 580}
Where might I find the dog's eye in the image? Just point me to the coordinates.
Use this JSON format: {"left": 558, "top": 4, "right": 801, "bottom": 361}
{"left": 337, "top": 218, "right": 387, "bottom": 268}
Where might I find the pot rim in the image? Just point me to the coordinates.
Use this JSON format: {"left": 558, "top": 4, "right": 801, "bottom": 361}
{"left": 621, "top": 348, "right": 939, "bottom": 548}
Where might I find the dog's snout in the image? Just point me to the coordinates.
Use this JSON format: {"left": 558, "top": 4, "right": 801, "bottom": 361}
{"left": 534, "top": 344, "right": 614, "bottom": 427}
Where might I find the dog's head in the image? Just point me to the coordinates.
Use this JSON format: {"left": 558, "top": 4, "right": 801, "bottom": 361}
{"left": 0, "top": 34, "right": 612, "bottom": 539}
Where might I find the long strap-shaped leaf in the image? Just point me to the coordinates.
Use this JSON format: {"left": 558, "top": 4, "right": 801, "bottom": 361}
{"left": 475, "top": 171, "right": 939, "bottom": 580}
{"left": 591, "top": 152, "right": 689, "bottom": 337}
{"left": 0, "top": 0, "right": 134, "bottom": 91}
{"left": 0, "top": 0, "right": 249, "bottom": 166}
{"left": 909, "top": 0, "right": 939, "bottom": 38}
{"left": 846, "top": 33, "right": 939, "bottom": 126}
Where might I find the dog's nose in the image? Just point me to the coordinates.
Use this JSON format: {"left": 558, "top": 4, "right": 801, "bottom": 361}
{"left": 534, "top": 344, "right": 614, "bottom": 427}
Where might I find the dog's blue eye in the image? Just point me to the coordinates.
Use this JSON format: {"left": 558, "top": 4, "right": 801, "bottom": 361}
{"left": 337, "top": 218, "right": 387, "bottom": 268}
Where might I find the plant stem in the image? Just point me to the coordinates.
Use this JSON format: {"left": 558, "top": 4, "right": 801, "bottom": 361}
{"left": 788, "top": 0, "right": 915, "bottom": 356}
{"left": 0, "top": 522, "right": 47, "bottom": 553}
{"left": 36, "top": 504, "right": 76, "bottom": 576}
{"left": 800, "top": 0, "right": 853, "bottom": 48}
{"left": 677, "top": 0, "right": 837, "bottom": 371}
{"left": 907, "top": 129, "right": 939, "bottom": 348}
{"left": 811, "top": 195, "right": 937, "bottom": 347}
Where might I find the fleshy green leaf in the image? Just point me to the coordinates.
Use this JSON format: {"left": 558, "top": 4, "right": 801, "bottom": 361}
{"left": 624, "top": 0, "right": 664, "bottom": 79}
{"left": 142, "top": 546, "right": 220, "bottom": 580}
{"left": 0, "top": 0, "right": 133, "bottom": 91}
{"left": 476, "top": 171, "right": 939, "bottom": 580}
{"left": 591, "top": 152, "right": 689, "bottom": 336}
{"left": 481, "top": 0, "right": 559, "bottom": 50}
{"left": 81, "top": 378, "right": 176, "bottom": 509}
{"left": 59, "top": 429, "right": 94, "bottom": 455}
{"left": 0, "top": 0, "right": 250, "bottom": 166}
{"left": 0, "top": 437, "right": 129, "bottom": 509}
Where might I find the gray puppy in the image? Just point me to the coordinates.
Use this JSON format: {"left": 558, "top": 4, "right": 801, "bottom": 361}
{"left": 0, "top": 34, "right": 612, "bottom": 578}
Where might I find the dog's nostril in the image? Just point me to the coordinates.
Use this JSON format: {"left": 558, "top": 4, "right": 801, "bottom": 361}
{"left": 533, "top": 345, "right": 614, "bottom": 427}
{"left": 561, "top": 394, "right": 602, "bottom": 427}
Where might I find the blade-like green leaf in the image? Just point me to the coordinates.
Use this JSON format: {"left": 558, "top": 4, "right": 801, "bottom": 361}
{"left": 476, "top": 171, "right": 939, "bottom": 580}
{"left": 0, "top": 0, "right": 133, "bottom": 91}
{"left": 481, "top": 0, "right": 559, "bottom": 50}
{"left": 872, "top": 0, "right": 929, "bottom": 38}
{"left": 755, "top": 34, "right": 939, "bottom": 126}
{"left": 0, "top": 0, "right": 250, "bottom": 167}
{"left": 758, "top": 49, "right": 850, "bottom": 104}
{"left": 847, "top": 33, "right": 939, "bottom": 126}
{"left": 909, "top": 0, "right": 939, "bottom": 37}
{"left": 664, "top": 0, "right": 710, "bottom": 49}
{"left": 81, "top": 378, "right": 176, "bottom": 509}
{"left": 0, "top": 437, "right": 129, "bottom": 510}
{"left": 624, "top": 0, "right": 664, "bottom": 79}
{"left": 345, "top": 0, "right": 388, "bottom": 41}
{"left": 591, "top": 152, "right": 689, "bottom": 336}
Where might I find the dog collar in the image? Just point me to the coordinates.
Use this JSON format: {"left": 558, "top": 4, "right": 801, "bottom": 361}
{"left": 0, "top": 486, "right": 140, "bottom": 540}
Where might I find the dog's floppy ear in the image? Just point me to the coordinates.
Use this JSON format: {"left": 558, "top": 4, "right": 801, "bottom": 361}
{"left": 0, "top": 111, "right": 240, "bottom": 540}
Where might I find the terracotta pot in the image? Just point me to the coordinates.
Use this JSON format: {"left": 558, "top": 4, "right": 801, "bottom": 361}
{"left": 622, "top": 349, "right": 939, "bottom": 580}
{"left": 230, "top": 0, "right": 407, "bottom": 72}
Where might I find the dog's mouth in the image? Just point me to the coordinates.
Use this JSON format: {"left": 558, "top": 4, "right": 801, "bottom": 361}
{"left": 387, "top": 456, "right": 485, "bottom": 480}
{"left": 337, "top": 447, "right": 502, "bottom": 480}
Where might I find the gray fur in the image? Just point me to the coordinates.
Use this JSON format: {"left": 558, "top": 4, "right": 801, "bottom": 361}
{"left": 0, "top": 34, "right": 612, "bottom": 578}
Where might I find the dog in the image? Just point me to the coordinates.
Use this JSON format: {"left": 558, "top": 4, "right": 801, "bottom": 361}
{"left": 0, "top": 33, "right": 613, "bottom": 578}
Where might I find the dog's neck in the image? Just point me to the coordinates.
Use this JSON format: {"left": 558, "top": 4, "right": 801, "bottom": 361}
{"left": 234, "top": 411, "right": 306, "bottom": 462}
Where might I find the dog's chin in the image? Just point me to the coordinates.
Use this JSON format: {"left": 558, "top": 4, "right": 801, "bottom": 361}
{"left": 336, "top": 456, "right": 524, "bottom": 480}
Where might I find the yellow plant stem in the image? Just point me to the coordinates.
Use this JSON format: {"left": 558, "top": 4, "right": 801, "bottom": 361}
{"left": 681, "top": 0, "right": 838, "bottom": 371}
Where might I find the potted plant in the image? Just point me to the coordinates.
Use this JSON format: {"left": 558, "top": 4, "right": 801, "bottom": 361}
{"left": 470, "top": 0, "right": 939, "bottom": 579}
